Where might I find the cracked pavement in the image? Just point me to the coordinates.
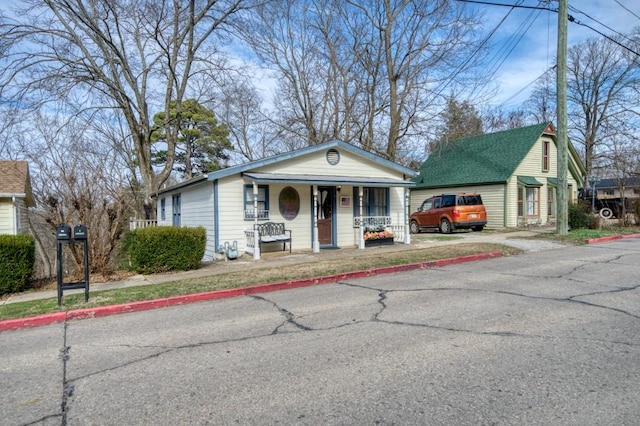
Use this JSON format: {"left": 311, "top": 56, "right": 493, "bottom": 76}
{"left": 2, "top": 239, "right": 640, "bottom": 425}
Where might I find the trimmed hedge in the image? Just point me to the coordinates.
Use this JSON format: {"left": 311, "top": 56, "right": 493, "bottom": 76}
{"left": 0, "top": 234, "right": 35, "bottom": 295}
{"left": 125, "top": 226, "right": 206, "bottom": 274}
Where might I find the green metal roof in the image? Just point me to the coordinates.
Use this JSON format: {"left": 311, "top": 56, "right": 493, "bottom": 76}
{"left": 517, "top": 175, "right": 543, "bottom": 187}
{"left": 414, "top": 123, "right": 554, "bottom": 189}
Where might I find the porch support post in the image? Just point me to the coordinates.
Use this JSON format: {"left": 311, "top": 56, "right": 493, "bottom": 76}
{"left": 312, "top": 185, "right": 320, "bottom": 253}
{"left": 253, "top": 181, "right": 260, "bottom": 260}
{"left": 358, "top": 187, "right": 365, "bottom": 249}
{"left": 404, "top": 187, "right": 411, "bottom": 244}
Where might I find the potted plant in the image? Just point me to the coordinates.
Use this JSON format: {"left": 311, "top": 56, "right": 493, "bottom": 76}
{"left": 363, "top": 226, "right": 395, "bottom": 247}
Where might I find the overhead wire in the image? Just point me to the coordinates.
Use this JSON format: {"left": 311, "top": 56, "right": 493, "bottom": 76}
{"left": 568, "top": 4, "right": 638, "bottom": 49}
{"left": 428, "top": 3, "right": 517, "bottom": 100}
{"left": 483, "top": 2, "right": 543, "bottom": 82}
{"left": 613, "top": 0, "right": 640, "bottom": 22}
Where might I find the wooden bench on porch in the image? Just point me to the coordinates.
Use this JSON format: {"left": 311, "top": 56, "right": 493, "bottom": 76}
{"left": 255, "top": 222, "right": 292, "bottom": 253}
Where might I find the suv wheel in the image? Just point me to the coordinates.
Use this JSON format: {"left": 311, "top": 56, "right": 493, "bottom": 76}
{"left": 410, "top": 220, "right": 420, "bottom": 234}
{"left": 439, "top": 218, "right": 452, "bottom": 234}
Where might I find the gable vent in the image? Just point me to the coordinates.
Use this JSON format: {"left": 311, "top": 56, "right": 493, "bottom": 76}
{"left": 326, "top": 149, "right": 340, "bottom": 165}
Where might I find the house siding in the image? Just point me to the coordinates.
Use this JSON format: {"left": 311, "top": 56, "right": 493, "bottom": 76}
{"left": 156, "top": 182, "right": 217, "bottom": 261}
{"left": 258, "top": 148, "right": 403, "bottom": 179}
{"left": 0, "top": 198, "right": 13, "bottom": 234}
{"left": 511, "top": 135, "right": 579, "bottom": 227}
{"left": 410, "top": 185, "right": 504, "bottom": 229}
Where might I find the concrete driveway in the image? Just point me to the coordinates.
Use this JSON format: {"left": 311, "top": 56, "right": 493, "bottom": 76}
{"left": 2, "top": 237, "right": 639, "bottom": 425}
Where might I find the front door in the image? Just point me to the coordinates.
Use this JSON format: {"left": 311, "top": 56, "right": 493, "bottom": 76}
{"left": 317, "top": 187, "right": 334, "bottom": 246}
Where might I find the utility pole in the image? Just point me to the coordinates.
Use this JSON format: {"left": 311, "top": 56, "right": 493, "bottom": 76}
{"left": 556, "top": 0, "right": 568, "bottom": 234}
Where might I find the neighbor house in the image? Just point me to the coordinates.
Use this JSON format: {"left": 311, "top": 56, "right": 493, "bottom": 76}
{"left": 412, "top": 123, "right": 586, "bottom": 228}
{"left": 156, "top": 140, "right": 416, "bottom": 260}
{"left": 0, "top": 160, "right": 35, "bottom": 235}
{"left": 589, "top": 177, "right": 640, "bottom": 199}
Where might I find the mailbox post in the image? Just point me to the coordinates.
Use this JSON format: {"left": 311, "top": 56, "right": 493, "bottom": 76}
{"left": 56, "top": 224, "right": 90, "bottom": 306}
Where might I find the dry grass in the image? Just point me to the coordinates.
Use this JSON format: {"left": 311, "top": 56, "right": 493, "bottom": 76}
{"left": 0, "top": 243, "right": 521, "bottom": 321}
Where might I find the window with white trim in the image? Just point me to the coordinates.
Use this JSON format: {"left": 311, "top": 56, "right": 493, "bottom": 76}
{"left": 172, "top": 194, "right": 181, "bottom": 226}
{"left": 244, "top": 185, "right": 269, "bottom": 220}
{"left": 353, "top": 187, "right": 389, "bottom": 216}
{"left": 518, "top": 185, "right": 539, "bottom": 216}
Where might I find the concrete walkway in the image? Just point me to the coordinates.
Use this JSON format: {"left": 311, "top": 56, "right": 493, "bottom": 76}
{"left": 2, "top": 227, "right": 563, "bottom": 305}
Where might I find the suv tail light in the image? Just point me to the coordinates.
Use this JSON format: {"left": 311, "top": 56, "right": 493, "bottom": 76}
{"left": 452, "top": 209, "right": 460, "bottom": 218}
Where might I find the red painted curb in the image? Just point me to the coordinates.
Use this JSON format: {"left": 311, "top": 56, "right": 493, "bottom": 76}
{"left": 584, "top": 232, "right": 640, "bottom": 244}
{"left": 0, "top": 251, "right": 503, "bottom": 332}
{"left": 0, "top": 312, "right": 67, "bottom": 332}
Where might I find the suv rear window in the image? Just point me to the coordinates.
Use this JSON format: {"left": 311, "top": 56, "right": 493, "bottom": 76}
{"left": 457, "top": 195, "right": 483, "bottom": 206}
{"left": 441, "top": 195, "right": 456, "bottom": 207}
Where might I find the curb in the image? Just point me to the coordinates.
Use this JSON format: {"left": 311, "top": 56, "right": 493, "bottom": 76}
{"left": 584, "top": 232, "right": 640, "bottom": 244}
{"left": 0, "top": 252, "right": 502, "bottom": 332}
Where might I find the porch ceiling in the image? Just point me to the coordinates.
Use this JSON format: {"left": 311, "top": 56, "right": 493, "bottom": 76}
{"left": 242, "top": 172, "right": 415, "bottom": 187}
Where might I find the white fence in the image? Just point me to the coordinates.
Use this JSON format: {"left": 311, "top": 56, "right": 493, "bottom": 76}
{"left": 129, "top": 219, "right": 157, "bottom": 230}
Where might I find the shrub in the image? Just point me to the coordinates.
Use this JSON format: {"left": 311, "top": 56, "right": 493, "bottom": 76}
{"left": 568, "top": 201, "right": 597, "bottom": 230}
{"left": 125, "top": 226, "right": 206, "bottom": 274}
{"left": 0, "top": 234, "right": 36, "bottom": 295}
{"left": 628, "top": 199, "right": 640, "bottom": 226}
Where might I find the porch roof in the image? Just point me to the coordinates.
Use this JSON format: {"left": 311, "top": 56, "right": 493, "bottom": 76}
{"left": 242, "top": 172, "right": 415, "bottom": 187}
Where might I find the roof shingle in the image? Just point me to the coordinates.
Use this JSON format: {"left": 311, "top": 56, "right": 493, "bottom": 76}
{"left": 0, "top": 160, "right": 34, "bottom": 205}
{"left": 414, "top": 123, "right": 552, "bottom": 189}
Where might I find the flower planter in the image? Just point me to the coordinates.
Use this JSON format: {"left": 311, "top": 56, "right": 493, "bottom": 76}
{"left": 364, "top": 237, "right": 394, "bottom": 247}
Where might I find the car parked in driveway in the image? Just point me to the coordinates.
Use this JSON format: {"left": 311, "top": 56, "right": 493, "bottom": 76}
{"left": 410, "top": 193, "right": 487, "bottom": 234}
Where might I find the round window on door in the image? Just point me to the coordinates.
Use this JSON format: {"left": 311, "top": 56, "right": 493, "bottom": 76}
{"left": 279, "top": 186, "right": 300, "bottom": 220}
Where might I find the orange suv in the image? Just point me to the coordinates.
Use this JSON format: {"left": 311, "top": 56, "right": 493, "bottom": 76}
{"left": 410, "top": 193, "right": 487, "bottom": 234}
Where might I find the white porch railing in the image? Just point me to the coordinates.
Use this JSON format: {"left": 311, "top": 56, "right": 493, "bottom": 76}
{"left": 353, "top": 216, "right": 405, "bottom": 242}
{"left": 244, "top": 209, "right": 269, "bottom": 220}
{"left": 129, "top": 219, "right": 157, "bottom": 230}
{"left": 244, "top": 228, "right": 256, "bottom": 255}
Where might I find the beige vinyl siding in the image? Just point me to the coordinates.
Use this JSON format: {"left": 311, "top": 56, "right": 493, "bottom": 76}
{"left": 410, "top": 186, "right": 504, "bottom": 229}
{"left": 178, "top": 183, "right": 216, "bottom": 261}
{"left": 0, "top": 199, "right": 13, "bottom": 234}
{"left": 336, "top": 185, "right": 356, "bottom": 247}
{"left": 215, "top": 177, "right": 313, "bottom": 253}
{"left": 216, "top": 176, "right": 248, "bottom": 251}
{"left": 258, "top": 148, "right": 404, "bottom": 180}
{"left": 154, "top": 184, "right": 216, "bottom": 261}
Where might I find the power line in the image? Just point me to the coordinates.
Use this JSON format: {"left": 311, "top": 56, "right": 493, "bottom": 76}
{"left": 568, "top": 5, "right": 639, "bottom": 52}
{"left": 455, "top": 0, "right": 640, "bottom": 56}
{"left": 498, "top": 65, "right": 556, "bottom": 107}
{"left": 613, "top": 0, "right": 640, "bottom": 22}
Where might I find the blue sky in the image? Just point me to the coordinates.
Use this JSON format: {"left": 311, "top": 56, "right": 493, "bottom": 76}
{"left": 476, "top": 0, "right": 640, "bottom": 108}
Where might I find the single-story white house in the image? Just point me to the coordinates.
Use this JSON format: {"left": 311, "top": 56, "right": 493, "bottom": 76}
{"left": 156, "top": 140, "right": 416, "bottom": 260}
{"left": 0, "top": 160, "right": 35, "bottom": 235}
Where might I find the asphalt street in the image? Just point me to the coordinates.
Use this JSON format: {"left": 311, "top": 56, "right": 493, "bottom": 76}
{"left": 2, "top": 238, "right": 640, "bottom": 425}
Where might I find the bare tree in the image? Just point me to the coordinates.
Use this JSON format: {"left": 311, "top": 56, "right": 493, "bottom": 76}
{"left": 240, "top": 0, "right": 483, "bottom": 160}
{"left": 483, "top": 105, "right": 530, "bottom": 133}
{"left": 18, "top": 111, "right": 133, "bottom": 277}
{"left": 567, "top": 35, "right": 640, "bottom": 178}
{"left": 434, "top": 96, "right": 484, "bottom": 145}
{"left": 0, "top": 0, "right": 254, "bottom": 217}
{"left": 217, "top": 78, "right": 282, "bottom": 162}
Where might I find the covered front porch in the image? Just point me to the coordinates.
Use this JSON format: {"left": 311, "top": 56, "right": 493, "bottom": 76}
{"left": 240, "top": 173, "right": 413, "bottom": 260}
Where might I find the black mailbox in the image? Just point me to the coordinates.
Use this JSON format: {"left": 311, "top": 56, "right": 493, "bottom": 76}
{"left": 56, "top": 224, "right": 72, "bottom": 240}
{"left": 73, "top": 225, "right": 87, "bottom": 240}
